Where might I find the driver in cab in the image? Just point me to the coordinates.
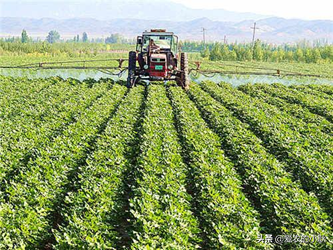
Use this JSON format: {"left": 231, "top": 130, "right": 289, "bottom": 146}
{"left": 148, "top": 39, "right": 160, "bottom": 53}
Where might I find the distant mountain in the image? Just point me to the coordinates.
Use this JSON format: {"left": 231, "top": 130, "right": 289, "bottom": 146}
{"left": 1, "top": 17, "right": 333, "bottom": 43}
{"left": 233, "top": 17, "right": 333, "bottom": 42}
{"left": 0, "top": 0, "right": 269, "bottom": 22}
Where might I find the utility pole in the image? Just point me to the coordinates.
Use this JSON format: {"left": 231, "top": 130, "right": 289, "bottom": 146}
{"left": 201, "top": 27, "right": 206, "bottom": 44}
{"left": 224, "top": 35, "right": 227, "bottom": 44}
{"left": 251, "top": 22, "right": 259, "bottom": 47}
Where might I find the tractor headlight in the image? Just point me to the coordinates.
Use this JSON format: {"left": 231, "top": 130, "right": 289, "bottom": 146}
{"left": 168, "top": 65, "right": 173, "bottom": 70}
{"left": 144, "top": 64, "right": 149, "bottom": 70}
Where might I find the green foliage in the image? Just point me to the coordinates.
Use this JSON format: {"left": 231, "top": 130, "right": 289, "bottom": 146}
{"left": 202, "top": 81, "right": 333, "bottom": 218}
{"left": 181, "top": 40, "right": 333, "bottom": 63}
{"left": 294, "top": 48, "right": 304, "bottom": 62}
{"left": 1, "top": 34, "right": 333, "bottom": 64}
{"left": 262, "top": 83, "right": 333, "bottom": 123}
{"left": 168, "top": 86, "right": 267, "bottom": 249}
{"left": 209, "top": 43, "right": 222, "bottom": 61}
{"left": 200, "top": 46, "right": 210, "bottom": 58}
{"left": 82, "top": 32, "right": 88, "bottom": 43}
{"left": 253, "top": 40, "right": 263, "bottom": 61}
{"left": 130, "top": 85, "right": 201, "bottom": 249}
{"left": 46, "top": 30, "right": 61, "bottom": 44}
{"left": 105, "top": 33, "right": 130, "bottom": 44}
{"left": 54, "top": 85, "right": 143, "bottom": 248}
{"left": 189, "top": 84, "right": 332, "bottom": 249}
{"left": 0, "top": 81, "right": 127, "bottom": 249}
{"left": 312, "top": 48, "right": 322, "bottom": 63}
{"left": 0, "top": 41, "right": 132, "bottom": 58}
{"left": 21, "top": 29, "right": 29, "bottom": 43}
{"left": 0, "top": 75, "right": 332, "bottom": 249}
{"left": 307, "top": 84, "right": 333, "bottom": 95}
{"left": 240, "top": 84, "right": 333, "bottom": 135}
{"left": 0, "top": 77, "right": 108, "bottom": 187}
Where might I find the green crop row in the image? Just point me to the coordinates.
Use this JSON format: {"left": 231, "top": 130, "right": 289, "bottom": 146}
{"left": 0, "top": 76, "right": 54, "bottom": 104}
{"left": 130, "top": 85, "right": 200, "bottom": 249}
{"left": 0, "top": 85, "right": 127, "bottom": 249}
{"left": 0, "top": 75, "right": 332, "bottom": 248}
{"left": 188, "top": 84, "right": 332, "bottom": 249}
{"left": 258, "top": 83, "right": 333, "bottom": 122}
{"left": 201, "top": 81, "right": 332, "bottom": 217}
{"left": 289, "top": 84, "right": 333, "bottom": 101}
{"left": 53, "top": 86, "right": 144, "bottom": 249}
{"left": 217, "top": 82, "right": 331, "bottom": 156}
{"left": 307, "top": 84, "right": 333, "bottom": 95}
{"left": 1, "top": 77, "right": 90, "bottom": 122}
{"left": 0, "top": 79, "right": 109, "bottom": 186}
{"left": 167, "top": 86, "right": 269, "bottom": 249}
{"left": 238, "top": 84, "right": 333, "bottom": 135}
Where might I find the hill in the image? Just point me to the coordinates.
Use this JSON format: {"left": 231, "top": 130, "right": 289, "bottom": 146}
{"left": 1, "top": 17, "right": 333, "bottom": 43}
{"left": 0, "top": 0, "right": 268, "bottom": 22}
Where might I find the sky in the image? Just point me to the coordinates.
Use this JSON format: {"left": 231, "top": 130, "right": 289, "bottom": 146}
{"left": 1, "top": 0, "right": 332, "bottom": 21}
{"left": 171, "top": 0, "right": 333, "bottom": 20}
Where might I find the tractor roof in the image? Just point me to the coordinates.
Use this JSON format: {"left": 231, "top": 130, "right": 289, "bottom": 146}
{"left": 143, "top": 30, "right": 174, "bottom": 36}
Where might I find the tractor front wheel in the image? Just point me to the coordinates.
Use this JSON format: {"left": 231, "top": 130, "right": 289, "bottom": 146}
{"left": 127, "top": 51, "right": 137, "bottom": 88}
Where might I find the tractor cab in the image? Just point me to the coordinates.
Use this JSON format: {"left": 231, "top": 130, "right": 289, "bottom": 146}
{"left": 137, "top": 29, "right": 178, "bottom": 56}
{"left": 127, "top": 29, "right": 189, "bottom": 89}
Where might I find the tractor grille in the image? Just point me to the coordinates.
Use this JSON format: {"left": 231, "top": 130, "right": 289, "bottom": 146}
{"left": 151, "top": 58, "right": 166, "bottom": 62}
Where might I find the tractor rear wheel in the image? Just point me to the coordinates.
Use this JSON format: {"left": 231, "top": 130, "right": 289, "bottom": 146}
{"left": 127, "top": 51, "right": 137, "bottom": 88}
{"left": 180, "top": 52, "right": 190, "bottom": 89}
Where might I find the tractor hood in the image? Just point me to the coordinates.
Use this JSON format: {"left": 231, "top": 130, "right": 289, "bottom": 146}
{"left": 151, "top": 54, "right": 167, "bottom": 62}
{"left": 149, "top": 53, "right": 167, "bottom": 79}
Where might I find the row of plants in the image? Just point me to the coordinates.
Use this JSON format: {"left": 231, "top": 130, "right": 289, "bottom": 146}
{"left": 0, "top": 85, "right": 127, "bottom": 249}
{"left": 238, "top": 84, "right": 333, "bottom": 135}
{"left": 1, "top": 77, "right": 72, "bottom": 178}
{"left": 53, "top": 86, "right": 145, "bottom": 249}
{"left": 0, "top": 76, "right": 54, "bottom": 115}
{"left": 1, "top": 76, "right": 331, "bottom": 248}
{"left": 258, "top": 83, "right": 333, "bottom": 122}
{"left": 307, "top": 84, "right": 333, "bottom": 95}
{"left": 188, "top": 84, "right": 332, "bottom": 248}
{"left": 0, "top": 78, "right": 110, "bottom": 186}
{"left": 167, "top": 86, "right": 268, "bottom": 249}
{"left": 288, "top": 84, "right": 333, "bottom": 101}
{"left": 130, "top": 85, "right": 201, "bottom": 249}
{"left": 201, "top": 81, "right": 332, "bottom": 217}
{"left": 217, "top": 82, "right": 331, "bottom": 156}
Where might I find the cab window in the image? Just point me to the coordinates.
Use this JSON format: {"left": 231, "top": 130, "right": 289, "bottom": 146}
{"left": 143, "top": 35, "right": 172, "bottom": 50}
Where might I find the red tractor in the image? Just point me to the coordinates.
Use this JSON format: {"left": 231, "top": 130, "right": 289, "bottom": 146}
{"left": 127, "top": 29, "right": 189, "bottom": 89}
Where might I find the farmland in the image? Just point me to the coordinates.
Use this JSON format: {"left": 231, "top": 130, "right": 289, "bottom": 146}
{"left": 0, "top": 75, "right": 332, "bottom": 249}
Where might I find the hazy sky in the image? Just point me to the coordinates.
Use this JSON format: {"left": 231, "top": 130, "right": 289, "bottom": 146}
{"left": 2, "top": 0, "right": 332, "bottom": 20}
{"left": 171, "top": 0, "right": 333, "bottom": 20}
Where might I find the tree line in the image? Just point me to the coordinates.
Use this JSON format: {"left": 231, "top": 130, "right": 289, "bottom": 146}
{"left": 0, "top": 30, "right": 136, "bottom": 56}
{"left": 181, "top": 40, "right": 333, "bottom": 63}
{"left": 3, "top": 30, "right": 135, "bottom": 44}
{"left": 2, "top": 30, "right": 333, "bottom": 63}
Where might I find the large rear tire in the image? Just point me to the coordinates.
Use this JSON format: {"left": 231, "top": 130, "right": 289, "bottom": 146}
{"left": 127, "top": 51, "right": 137, "bottom": 88}
{"left": 180, "top": 52, "right": 190, "bottom": 89}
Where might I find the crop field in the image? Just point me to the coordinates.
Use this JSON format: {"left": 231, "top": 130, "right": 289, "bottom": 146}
{"left": 0, "top": 75, "right": 332, "bottom": 249}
